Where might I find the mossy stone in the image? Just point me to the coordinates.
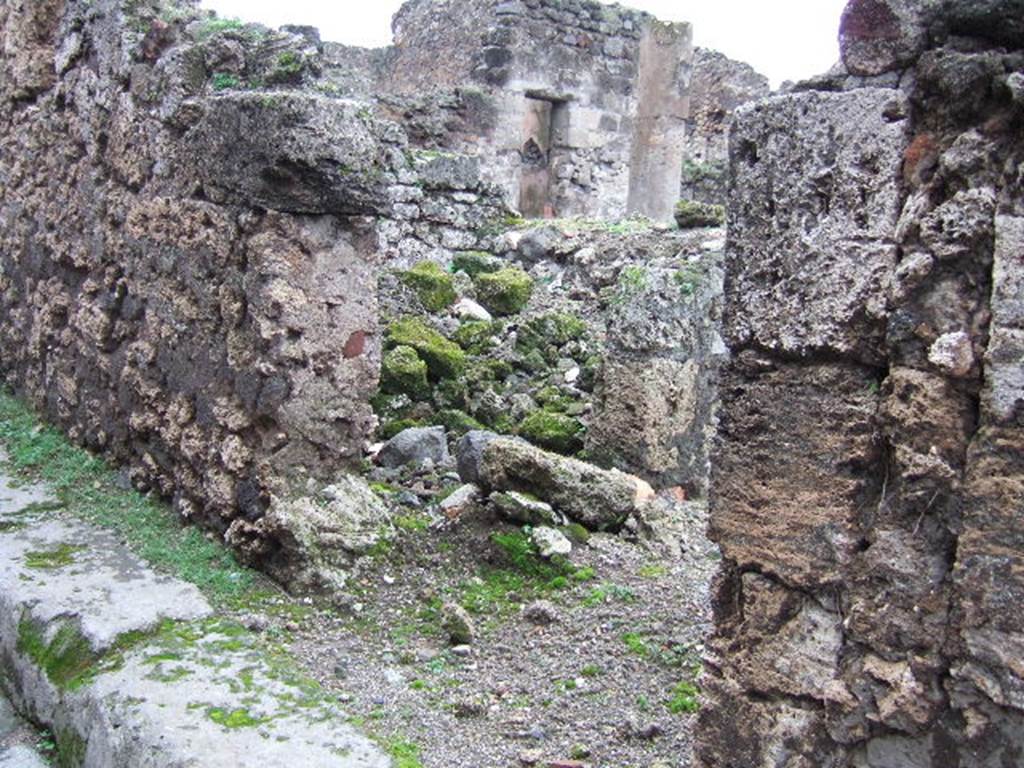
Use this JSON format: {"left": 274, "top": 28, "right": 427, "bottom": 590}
{"left": 432, "top": 409, "right": 486, "bottom": 437}
{"left": 465, "top": 359, "right": 514, "bottom": 387}
{"left": 579, "top": 354, "right": 603, "bottom": 392}
{"left": 517, "top": 312, "right": 587, "bottom": 363}
{"left": 517, "top": 410, "right": 585, "bottom": 454}
{"left": 453, "top": 320, "right": 499, "bottom": 353}
{"left": 381, "top": 418, "right": 427, "bottom": 440}
{"left": 474, "top": 267, "right": 534, "bottom": 316}
{"left": 674, "top": 200, "right": 726, "bottom": 229}
{"left": 388, "top": 318, "right": 466, "bottom": 379}
{"left": 518, "top": 348, "right": 549, "bottom": 374}
{"left": 381, "top": 345, "right": 431, "bottom": 398}
{"left": 452, "top": 251, "right": 502, "bottom": 277}
{"left": 535, "top": 386, "right": 572, "bottom": 412}
{"left": 399, "top": 261, "right": 457, "bottom": 312}
{"left": 523, "top": 313, "right": 587, "bottom": 348}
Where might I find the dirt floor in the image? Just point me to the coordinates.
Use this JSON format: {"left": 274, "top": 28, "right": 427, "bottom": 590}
{"left": 278, "top": 499, "right": 718, "bottom": 768}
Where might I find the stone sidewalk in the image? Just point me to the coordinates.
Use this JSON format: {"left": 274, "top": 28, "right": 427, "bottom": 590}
{"left": 0, "top": 460, "right": 391, "bottom": 768}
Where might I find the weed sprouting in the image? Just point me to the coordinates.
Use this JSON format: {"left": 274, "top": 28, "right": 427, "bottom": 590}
{"left": 0, "top": 389, "right": 257, "bottom": 603}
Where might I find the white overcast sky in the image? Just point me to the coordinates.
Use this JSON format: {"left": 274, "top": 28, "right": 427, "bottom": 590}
{"left": 200, "top": 0, "right": 848, "bottom": 88}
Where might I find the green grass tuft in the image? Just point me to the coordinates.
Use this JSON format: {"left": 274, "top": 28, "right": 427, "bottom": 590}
{"left": 211, "top": 72, "right": 240, "bottom": 91}
{"left": 622, "top": 632, "right": 650, "bottom": 657}
{"left": 666, "top": 680, "right": 701, "bottom": 714}
{"left": 381, "top": 737, "right": 424, "bottom": 768}
{"left": 0, "top": 389, "right": 257, "bottom": 603}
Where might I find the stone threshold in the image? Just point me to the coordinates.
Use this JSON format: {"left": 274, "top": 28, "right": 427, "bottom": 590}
{"left": 0, "top": 464, "right": 389, "bottom": 768}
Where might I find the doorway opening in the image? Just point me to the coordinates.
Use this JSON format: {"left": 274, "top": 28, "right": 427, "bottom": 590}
{"left": 518, "top": 96, "right": 569, "bottom": 218}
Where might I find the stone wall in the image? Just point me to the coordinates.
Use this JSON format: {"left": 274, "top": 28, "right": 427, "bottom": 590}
{"left": 0, "top": 0, "right": 507, "bottom": 588}
{"left": 680, "top": 48, "right": 770, "bottom": 206}
{"left": 698, "top": 0, "right": 1024, "bottom": 765}
{"left": 384, "top": 0, "right": 692, "bottom": 221}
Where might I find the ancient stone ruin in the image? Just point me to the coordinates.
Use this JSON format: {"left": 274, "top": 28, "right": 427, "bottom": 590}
{"left": 0, "top": 0, "right": 1021, "bottom": 765}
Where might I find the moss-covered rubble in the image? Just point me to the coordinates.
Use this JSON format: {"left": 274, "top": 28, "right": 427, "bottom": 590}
{"left": 474, "top": 267, "right": 534, "bottom": 316}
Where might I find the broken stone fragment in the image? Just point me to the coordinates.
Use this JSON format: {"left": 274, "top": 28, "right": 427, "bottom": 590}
{"left": 928, "top": 331, "right": 975, "bottom": 377}
{"left": 399, "top": 260, "right": 458, "bottom": 312}
{"left": 225, "top": 475, "right": 392, "bottom": 592}
{"left": 454, "top": 297, "right": 493, "bottom": 322}
{"left": 839, "top": 0, "right": 931, "bottom": 77}
{"left": 472, "top": 437, "right": 651, "bottom": 530}
{"left": 474, "top": 267, "right": 534, "bottom": 316}
{"left": 515, "top": 225, "right": 562, "bottom": 265}
{"left": 377, "top": 426, "right": 450, "bottom": 469}
{"left": 490, "top": 490, "right": 562, "bottom": 526}
{"left": 522, "top": 600, "right": 561, "bottom": 625}
{"left": 439, "top": 483, "right": 482, "bottom": 519}
{"left": 531, "top": 526, "right": 572, "bottom": 558}
{"left": 185, "top": 93, "right": 389, "bottom": 215}
{"left": 381, "top": 345, "right": 430, "bottom": 399}
{"left": 441, "top": 602, "right": 476, "bottom": 645}
{"left": 942, "top": 0, "right": 1024, "bottom": 47}
{"left": 388, "top": 317, "right": 467, "bottom": 379}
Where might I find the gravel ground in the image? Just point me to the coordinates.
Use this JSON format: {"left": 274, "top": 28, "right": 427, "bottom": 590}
{"left": 0, "top": 693, "right": 49, "bottom": 766}
{"left": 279, "top": 499, "right": 718, "bottom": 768}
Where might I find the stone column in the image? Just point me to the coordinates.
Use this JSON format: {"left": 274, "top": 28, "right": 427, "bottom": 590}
{"left": 626, "top": 20, "right": 692, "bottom": 223}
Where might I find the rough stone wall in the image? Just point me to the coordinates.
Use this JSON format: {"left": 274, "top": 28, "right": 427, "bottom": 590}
{"left": 587, "top": 231, "right": 725, "bottom": 497}
{"left": 680, "top": 48, "right": 770, "bottom": 206}
{"left": 0, "top": 0, "right": 506, "bottom": 588}
{"left": 698, "top": 1, "right": 1024, "bottom": 765}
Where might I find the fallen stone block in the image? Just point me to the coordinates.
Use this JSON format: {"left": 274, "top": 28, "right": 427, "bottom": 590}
{"left": 470, "top": 437, "right": 652, "bottom": 530}
{"left": 226, "top": 475, "right": 393, "bottom": 592}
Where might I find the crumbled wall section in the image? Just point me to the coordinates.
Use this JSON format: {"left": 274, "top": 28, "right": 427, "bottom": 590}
{"left": 698, "top": 0, "right": 1024, "bottom": 765}
{"left": 680, "top": 48, "right": 771, "bottom": 206}
{"left": 0, "top": 0, "right": 506, "bottom": 580}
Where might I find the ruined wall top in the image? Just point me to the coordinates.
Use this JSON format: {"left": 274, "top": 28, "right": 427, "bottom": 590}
{"left": 388, "top": 0, "right": 663, "bottom": 97}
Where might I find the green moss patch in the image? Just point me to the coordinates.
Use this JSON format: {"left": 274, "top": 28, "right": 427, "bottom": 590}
{"left": 399, "top": 261, "right": 457, "bottom": 312}
{"left": 674, "top": 200, "right": 725, "bottom": 229}
{"left": 206, "top": 706, "right": 269, "bottom": 729}
{"left": 517, "top": 411, "right": 584, "bottom": 454}
{"left": 266, "top": 50, "right": 305, "bottom": 85}
{"left": 452, "top": 320, "right": 500, "bottom": 354}
{"left": 211, "top": 72, "right": 240, "bottom": 91}
{"left": 24, "top": 543, "right": 81, "bottom": 570}
{"left": 474, "top": 268, "right": 533, "bottom": 316}
{"left": 515, "top": 312, "right": 587, "bottom": 364}
{"left": 380, "top": 737, "right": 424, "bottom": 768}
{"left": 430, "top": 409, "right": 485, "bottom": 436}
{"left": 381, "top": 418, "right": 427, "bottom": 440}
{"left": 55, "top": 728, "right": 87, "bottom": 768}
{"left": 452, "top": 251, "right": 501, "bottom": 277}
{"left": 674, "top": 263, "right": 708, "bottom": 297}
{"left": 17, "top": 617, "right": 97, "bottom": 691}
{"left": 381, "top": 346, "right": 430, "bottom": 399}
{"left": 666, "top": 680, "right": 701, "bottom": 714}
{"left": 387, "top": 319, "right": 466, "bottom": 380}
